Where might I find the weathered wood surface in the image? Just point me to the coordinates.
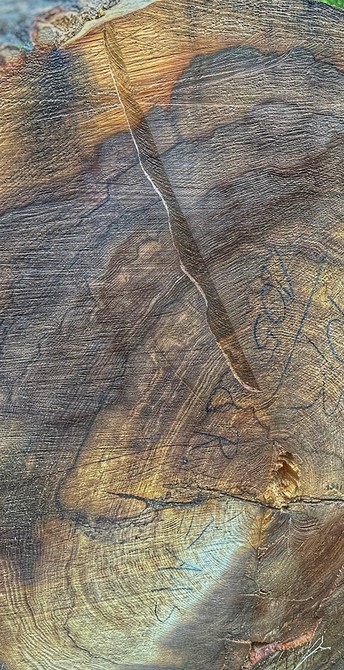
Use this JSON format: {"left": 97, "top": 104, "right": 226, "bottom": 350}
{"left": 0, "top": 1, "right": 343, "bottom": 668}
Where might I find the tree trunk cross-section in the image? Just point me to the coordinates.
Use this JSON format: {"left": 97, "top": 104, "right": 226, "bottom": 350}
{"left": 0, "top": 1, "right": 343, "bottom": 669}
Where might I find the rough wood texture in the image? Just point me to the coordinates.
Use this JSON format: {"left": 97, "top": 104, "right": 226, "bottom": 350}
{"left": 0, "top": 1, "right": 343, "bottom": 669}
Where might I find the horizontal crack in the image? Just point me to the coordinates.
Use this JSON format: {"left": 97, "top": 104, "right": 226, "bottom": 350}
{"left": 289, "top": 496, "right": 344, "bottom": 505}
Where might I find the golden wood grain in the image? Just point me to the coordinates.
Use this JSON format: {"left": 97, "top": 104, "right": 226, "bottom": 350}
{"left": 0, "top": 1, "right": 343, "bottom": 669}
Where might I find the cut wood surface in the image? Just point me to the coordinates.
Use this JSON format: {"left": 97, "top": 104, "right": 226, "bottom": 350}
{"left": 0, "top": 1, "right": 343, "bottom": 668}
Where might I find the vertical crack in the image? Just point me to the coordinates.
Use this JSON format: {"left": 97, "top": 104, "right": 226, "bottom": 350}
{"left": 103, "top": 23, "right": 260, "bottom": 393}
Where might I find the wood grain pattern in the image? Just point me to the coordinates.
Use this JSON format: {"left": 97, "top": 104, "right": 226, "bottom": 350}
{"left": 0, "top": 0, "right": 343, "bottom": 669}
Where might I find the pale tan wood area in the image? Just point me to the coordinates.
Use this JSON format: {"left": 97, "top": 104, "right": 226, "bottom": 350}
{"left": 0, "top": 1, "right": 343, "bottom": 669}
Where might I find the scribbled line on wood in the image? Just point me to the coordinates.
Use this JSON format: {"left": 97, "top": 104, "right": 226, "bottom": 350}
{"left": 253, "top": 246, "right": 344, "bottom": 412}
